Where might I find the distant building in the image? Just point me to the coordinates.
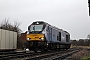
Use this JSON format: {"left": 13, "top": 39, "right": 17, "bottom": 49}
{"left": 19, "top": 31, "right": 27, "bottom": 41}
{"left": 18, "top": 31, "right": 27, "bottom": 49}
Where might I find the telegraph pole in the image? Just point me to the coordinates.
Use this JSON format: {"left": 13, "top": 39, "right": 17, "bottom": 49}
{"left": 88, "top": 0, "right": 90, "bottom": 16}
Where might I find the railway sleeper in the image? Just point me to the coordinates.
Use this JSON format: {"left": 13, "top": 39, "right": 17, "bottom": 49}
{"left": 52, "top": 50, "right": 80, "bottom": 60}
{"left": 8, "top": 54, "right": 17, "bottom": 58}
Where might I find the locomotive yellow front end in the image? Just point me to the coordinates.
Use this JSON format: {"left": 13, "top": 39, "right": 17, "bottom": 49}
{"left": 26, "top": 21, "right": 47, "bottom": 52}
{"left": 27, "top": 34, "right": 44, "bottom": 41}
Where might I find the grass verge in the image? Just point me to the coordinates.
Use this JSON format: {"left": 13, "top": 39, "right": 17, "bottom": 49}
{"left": 81, "top": 56, "right": 90, "bottom": 60}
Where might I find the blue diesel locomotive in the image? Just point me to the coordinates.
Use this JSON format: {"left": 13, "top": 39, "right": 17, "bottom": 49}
{"left": 26, "top": 21, "right": 71, "bottom": 52}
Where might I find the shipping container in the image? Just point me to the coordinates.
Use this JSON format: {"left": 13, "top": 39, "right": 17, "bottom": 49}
{"left": 0, "top": 29, "right": 17, "bottom": 50}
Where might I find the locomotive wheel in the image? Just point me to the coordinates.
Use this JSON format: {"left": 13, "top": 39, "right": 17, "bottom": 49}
{"left": 34, "top": 48, "right": 38, "bottom": 53}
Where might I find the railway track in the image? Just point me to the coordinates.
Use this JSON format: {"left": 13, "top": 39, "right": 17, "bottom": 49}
{"left": 25, "top": 49, "right": 80, "bottom": 60}
{"left": 0, "top": 48, "right": 82, "bottom": 60}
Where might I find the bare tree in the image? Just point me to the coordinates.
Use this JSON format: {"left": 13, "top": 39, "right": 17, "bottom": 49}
{"left": 13, "top": 21, "right": 22, "bottom": 34}
{"left": 0, "top": 19, "right": 11, "bottom": 30}
{"left": 0, "top": 19, "right": 22, "bottom": 34}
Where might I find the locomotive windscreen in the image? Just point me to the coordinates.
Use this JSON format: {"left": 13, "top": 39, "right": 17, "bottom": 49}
{"left": 30, "top": 25, "right": 43, "bottom": 31}
{"left": 28, "top": 21, "right": 46, "bottom": 33}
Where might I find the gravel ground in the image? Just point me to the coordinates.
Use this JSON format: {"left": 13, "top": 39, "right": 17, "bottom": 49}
{"left": 67, "top": 48, "right": 90, "bottom": 60}
{"left": 10, "top": 47, "right": 90, "bottom": 60}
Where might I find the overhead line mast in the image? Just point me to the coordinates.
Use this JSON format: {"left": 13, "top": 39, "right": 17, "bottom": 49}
{"left": 88, "top": 0, "right": 90, "bottom": 16}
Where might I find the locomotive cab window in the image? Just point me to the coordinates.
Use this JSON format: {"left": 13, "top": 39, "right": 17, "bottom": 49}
{"left": 46, "top": 26, "right": 49, "bottom": 31}
{"left": 59, "top": 32, "right": 61, "bottom": 41}
{"left": 66, "top": 35, "right": 69, "bottom": 42}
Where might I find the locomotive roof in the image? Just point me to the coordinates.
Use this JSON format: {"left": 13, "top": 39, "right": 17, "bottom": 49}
{"left": 31, "top": 21, "right": 69, "bottom": 34}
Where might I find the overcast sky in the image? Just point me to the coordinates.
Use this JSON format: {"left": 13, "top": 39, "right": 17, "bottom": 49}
{"left": 0, "top": 0, "right": 90, "bottom": 40}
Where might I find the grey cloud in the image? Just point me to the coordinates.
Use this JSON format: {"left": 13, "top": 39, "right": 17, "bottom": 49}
{"left": 0, "top": 0, "right": 90, "bottom": 39}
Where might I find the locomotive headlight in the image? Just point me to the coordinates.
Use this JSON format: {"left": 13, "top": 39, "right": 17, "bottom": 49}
{"left": 27, "top": 38, "right": 29, "bottom": 40}
{"left": 47, "top": 43, "right": 48, "bottom": 45}
{"left": 41, "top": 37, "right": 44, "bottom": 40}
{"left": 27, "top": 31, "right": 29, "bottom": 34}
